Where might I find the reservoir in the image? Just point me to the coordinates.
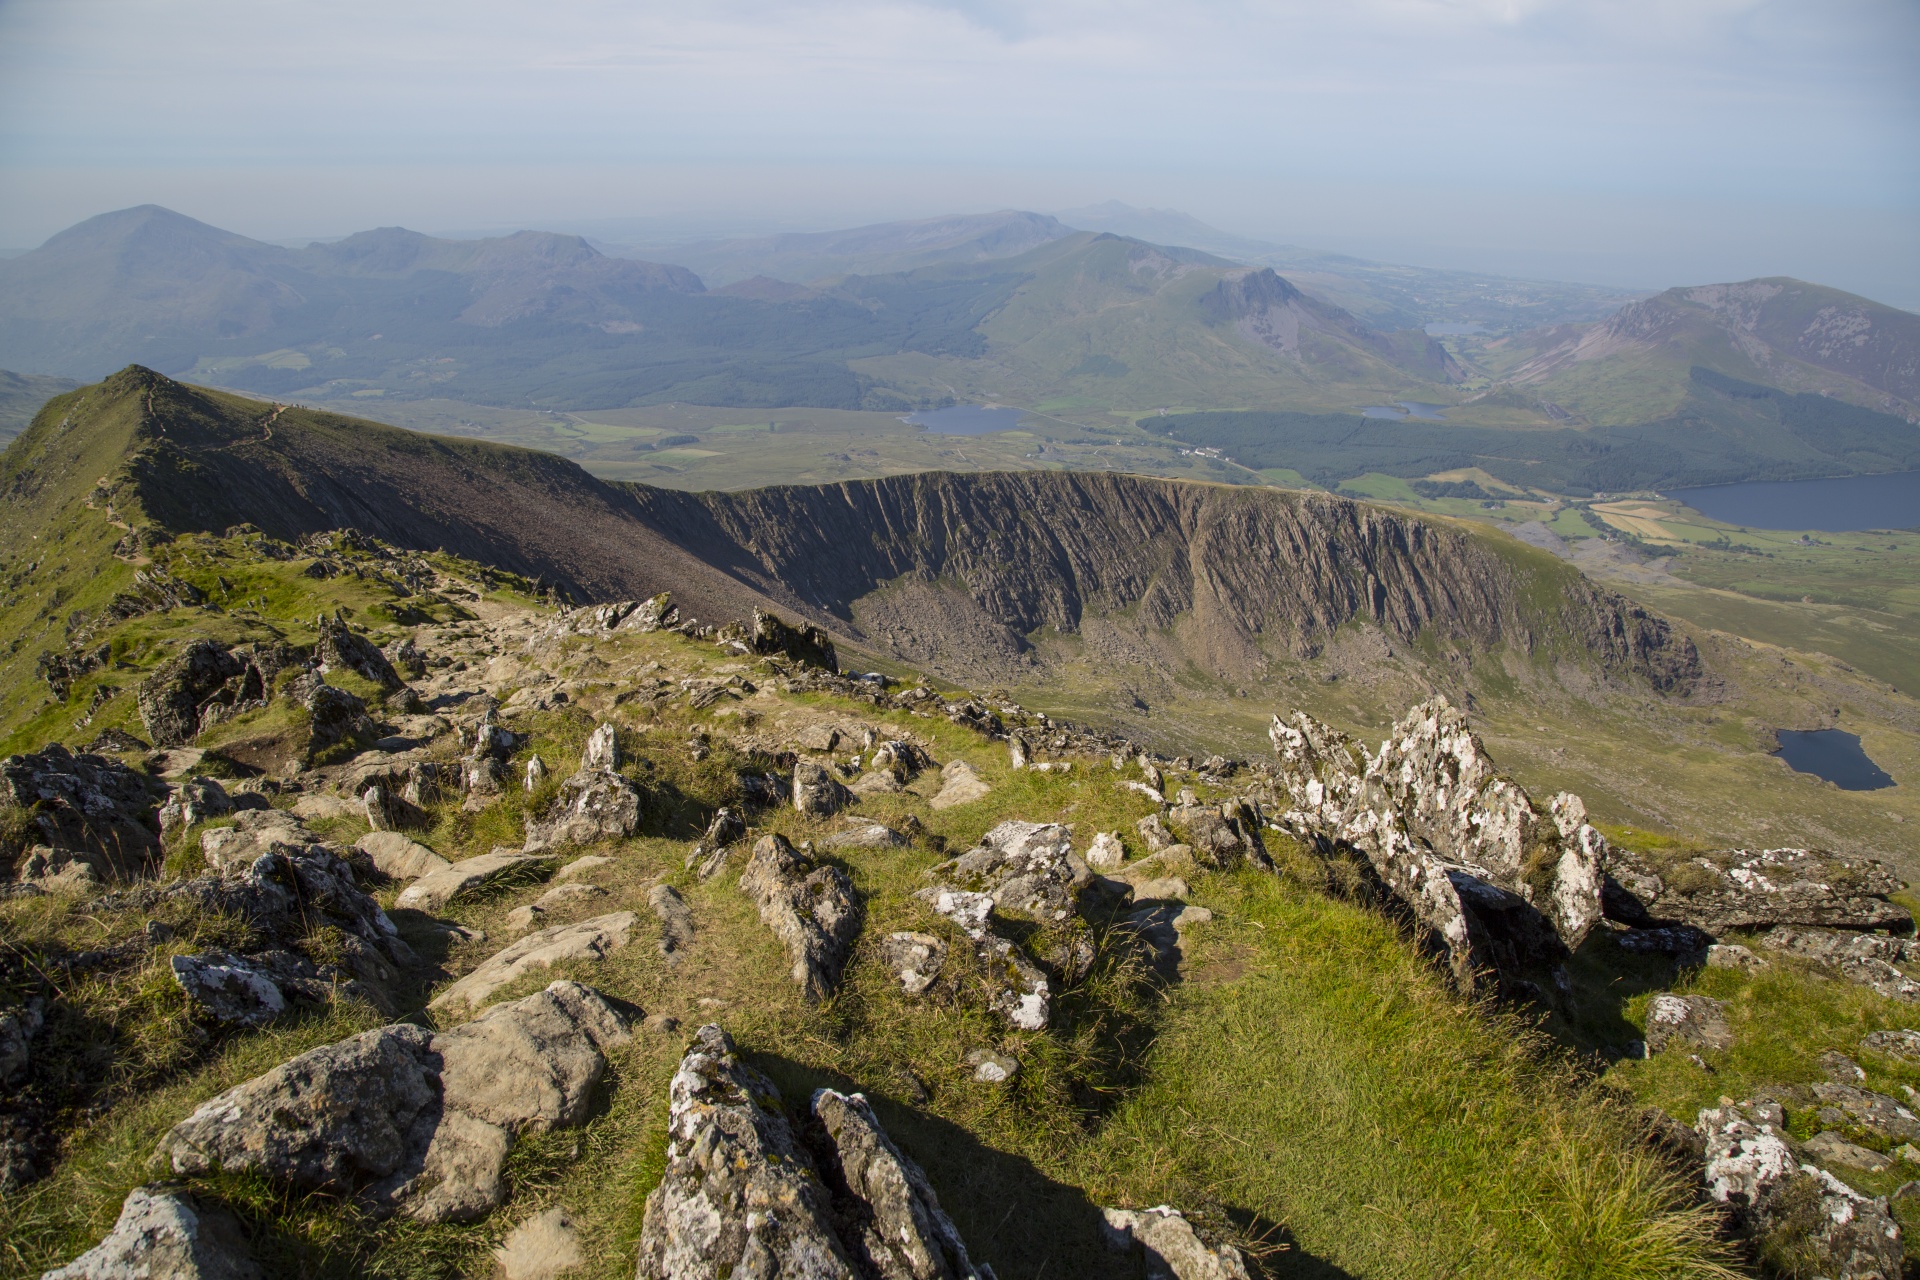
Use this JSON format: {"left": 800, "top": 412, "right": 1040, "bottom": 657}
{"left": 905, "top": 406, "right": 1029, "bottom": 436}
{"left": 1774, "top": 729, "right": 1895, "bottom": 791}
{"left": 1669, "top": 471, "right": 1920, "bottom": 532}
{"left": 1361, "top": 402, "right": 1449, "bottom": 421}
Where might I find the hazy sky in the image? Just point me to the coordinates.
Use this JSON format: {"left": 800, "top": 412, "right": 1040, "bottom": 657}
{"left": 2, "top": 0, "right": 1916, "bottom": 303}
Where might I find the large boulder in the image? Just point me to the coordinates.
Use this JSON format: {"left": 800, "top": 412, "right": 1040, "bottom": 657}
{"left": 302, "top": 679, "right": 376, "bottom": 757}
{"left": 314, "top": 612, "right": 403, "bottom": 693}
{"left": 355, "top": 830, "right": 451, "bottom": 881}
{"left": 137, "top": 641, "right": 247, "bottom": 747}
{"left": 430, "top": 913, "right": 638, "bottom": 1012}
{"left": 159, "top": 981, "right": 631, "bottom": 1223}
{"left": 750, "top": 609, "right": 838, "bottom": 672}
{"left": 932, "top": 821, "right": 1090, "bottom": 923}
{"left": 793, "top": 761, "right": 851, "bottom": 817}
{"left": 1270, "top": 699, "right": 1606, "bottom": 993}
{"left": 740, "top": 834, "right": 861, "bottom": 1002}
{"left": 523, "top": 767, "right": 643, "bottom": 850}
{"left": 634, "top": 1026, "right": 987, "bottom": 1280}
{"left": 2, "top": 743, "right": 165, "bottom": 882}
{"left": 1698, "top": 1099, "right": 1904, "bottom": 1280}
{"left": 42, "top": 1185, "right": 261, "bottom": 1280}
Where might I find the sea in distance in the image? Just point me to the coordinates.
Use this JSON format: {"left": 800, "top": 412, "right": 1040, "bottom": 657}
{"left": 1671, "top": 471, "right": 1920, "bottom": 532}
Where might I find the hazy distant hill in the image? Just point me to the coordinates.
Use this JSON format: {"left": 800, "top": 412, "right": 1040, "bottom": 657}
{"left": 0, "top": 208, "right": 1460, "bottom": 413}
{"left": 0, "top": 370, "right": 77, "bottom": 443}
{"left": 1491, "top": 277, "right": 1920, "bottom": 424}
{"left": 659, "top": 210, "right": 1078, "bottom": 288}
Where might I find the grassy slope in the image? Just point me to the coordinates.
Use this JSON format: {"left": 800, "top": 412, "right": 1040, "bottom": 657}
{"left": 1, "top": 579, "right": 1740, "bottom": 1279}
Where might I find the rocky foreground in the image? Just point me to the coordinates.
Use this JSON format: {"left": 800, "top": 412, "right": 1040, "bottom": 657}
{"left": 5, "top": 537, "right": 1920, "bottom": 1277}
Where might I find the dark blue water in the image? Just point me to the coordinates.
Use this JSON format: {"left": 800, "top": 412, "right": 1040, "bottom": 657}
{"left": 1670, "top": 471, "right": 1920, "bottom": 532}
{"left": 1361, "top": 402, "right": 1449, "bottom": 421}
{"left": 1774, "top": 729, "right": 1895, "bottom": 790}
{"left": 904, "top": 406, "right": 1028, "bottom": 436}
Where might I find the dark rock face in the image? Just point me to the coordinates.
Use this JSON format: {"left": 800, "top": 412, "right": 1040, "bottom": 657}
{"left": 1, "top": 743, "right": 165, "bottom": 881}
{"left": 138, "top": 641, "right": 247, "bottom": 747}
{"left": 750, "top": 609, "right": 838, "bottom": 672}
{"left": 635, "top": 1025, "right": 989, "bottom": 1280}
{"left": 1604, "top": 847, "right": 1912, "bottom": 935}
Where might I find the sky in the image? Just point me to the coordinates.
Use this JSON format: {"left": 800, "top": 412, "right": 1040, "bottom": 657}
{"left": 1, "top": 0, "right": 1916, "bottom": 303}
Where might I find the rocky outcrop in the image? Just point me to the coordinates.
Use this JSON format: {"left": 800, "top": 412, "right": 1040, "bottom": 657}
{"left": 43, "top": 1185, "right": 261, "bottom": 1280}
{"left": 430, "top": 913, "right": 638, "bottom": 1012}
{"left": 740, "top": 835, "right": 860, "bottom": 1001}
{"left": 1761, "top": 927, "right": 1920, "bottom": 1001}
{"left": 523, "top": 730, "right": 644, "bottom": 849}
{"left": 1605, "top": 848, "right": 1912, "bottom": 935}
{"left": 794, "top": 761, "right": 852, "bottom": 817}
{"left": 314, "top": 611, "right": 403, "bottom": 692}
{"left": 1698, "top": 1098, "right": 1904, "bottom": 1280}
{"left": 159, "top": 981, "right": 631, "bottom": 1223}
{"left": 1163, "top": 799, "right": 1268, "bottom": 871}
{"left": 3, "top": 743, "right": 165, "bottom": 882}
{"left": 1101, "top": 1206, "right": 1252, "bottom": 1280}
{"left": 1644, "top": 995, "right": 1732, "bottom": 1054}
{"left": 635, "top": 1025, "right": 987, "bottom": 1280}
{"left": 1270, "top": 698, "right": 1607, "bottom": 993}
{"left": 749, "top": 608, "right": 838, "bottom": 672}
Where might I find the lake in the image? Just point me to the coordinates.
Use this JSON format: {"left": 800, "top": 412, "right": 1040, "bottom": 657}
{"left": 904, "top": 406, "right": 1029, "bottom": 436}
{"left": 1774, "top": 729, "right": 1895, "bottom": 791}
{"left": 1669, "top": 471, "right": 1920, "bottom": 532}
{"left": 1360, "top": 402, "right": 1449, "bottom": 421}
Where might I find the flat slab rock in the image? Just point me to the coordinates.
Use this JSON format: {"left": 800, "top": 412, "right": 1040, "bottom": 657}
{"left": 396, "top": 851, "right": 550, "bottom": 912}
{"left": 634, "top": 1024, "right": 990, "bottom": 1280}
{"left": 157, "top": 981, "right": 631, "bottom": 1224}
{"left": 928, "top": 760, "right": 991, "bottom": 810}
{"left": 1645, "top": 994, "right": 1732, "bottom": 1054}
{"left": 355, "top": 830, "right": 451, "bottom": 880}
{"left": 430, "top": 913, "right": 638, "bottom": 1012}
{"left": 740, "top": 834, "right": 859, "bottom": 1002}
{"left": 42, "top": 1185, "right": 261, "bottom": 1280}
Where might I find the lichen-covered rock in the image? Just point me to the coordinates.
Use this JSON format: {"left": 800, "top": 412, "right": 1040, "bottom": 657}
{"left": 304, "top": 680, "right": 375, "bottom": 756}
{"left": 883, "top": 932, "right": 949, "bottom": 997}
{"left": 170, "top": 951, "right": 330, "bottom": 1026}
{"left": 809, "top": 1088, "right": 989, "bottom": 1279}
{"left": 200, "top": 808, "right": 310, "bottom": 872}
{"left": 1699, "top": 1100, "right": 1904, "bottom": 1280}
{"left": 581, "top": 723, "right": 620, "bottom": 772}
{"left": 1862, "top": 1029, "right": 1920, "bottom": 1063}
{"left": 2, "top": 743, "right": 165, "bottom": 882}
{"left": 933, "top": 821, "right": 1090, "bottom": 923}
{"left": 1645, "top": 994, "right": 1733, "bottom": 1054}
{"left": 1809, "top": 1082, "right": 1920, "bottom": 1145}
{"left": 1164, "top": 801, "right": 1268, "bottom": 871}
{"left": 1762, "top": 927, "right": 1920, "bottom": 1000}
{"left": 160, "top": 982, "right": 631, "bottom": 1223}
{"left": 1608, "top": 848, "right": 1911, "bottom": 935}
{"left": 158, "top": 777, "right": 233, "bottom": 835}
{"left": 524, "top": 768, "right": 643, "bottom": 849}
{"left": 751, "top": 609, "right": 838, "bottom": 672}
{"left": 740, "top": 835, "right": 860, "bottom": 1001}
{"left": 430, "top": 913, "right": 638, "bottom": 1012}
{"left": 1085, "top": 831, "right": 1126, "bottom": 870}
{"left": 315, "top": 611, "right": 403, "bottom": 692}
{"left": 137, "top": 641, "right": 249, "bottom": 747}
{"left": 634, "top": 1024, "right": 855, "bottom": 1279}
{"left": 1270, "top": 699, "right": 1605, "bottom": 992}
{"left": 823, "top": 819, "right": 906, "bottom": 850}
{"left": 1102, "top": 1206, "right": 1252, "bottom": 1280}
{"left": 42, "top": 1185, "right": 262, "bottom": 1280}
{"left": 794, "top": 761, "right": 852, "bottom": 817}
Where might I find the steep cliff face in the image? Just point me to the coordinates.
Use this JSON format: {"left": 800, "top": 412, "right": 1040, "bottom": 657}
{"left": 638, "top": 471, "right": 1696, "bottom": 691}
{"left": 16, "top": 369, "right": 1698, "bottom": 700}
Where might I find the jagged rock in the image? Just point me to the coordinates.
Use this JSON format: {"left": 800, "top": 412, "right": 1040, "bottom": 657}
{"left": 740, "top": 834, "right": 860, "bottom": 1001}
{"left": 1706, "top": 943, "right": 1767, "bottom": 971}
{"left": 1270, "top": 700, "right": 1605, "bottom": 991}
{"left": 1608, "top": 847, "right": 1911, "bottom": 935}
{"left": 1863, "top": 1029, "right": 1920, "bottom": 1063}
{"left": 42, "top": 1185, "right": 262, "bottom": 1280}
{"left": 1762, "top": 927, "right": 1920, "bottom": 1000}
{"left": 1165, "top": 800, "right": 1268, "bottom": 871}
{"left": 356, "top": 830, "right": 451, "bottom": 880}
{"left": 883, "top": 932, "right": 950, "bottom": 997}
{"left": 684, "top": 807, "right": 744, "bottom": 878}
{"left": 397, "top": 851, "right": 551, "bottom": 912}
{"left": 649, "top": 884, "right": 694, "bottom": 963}
{"left": 160, "top": 981, "right": 631, "bottom": 1223}
{"left": 1806, "top": 1131, "right": 1894, "bottom": 1173}
{"left": 928, "top": 760, "right": 990, "bottom": 810}
{"left": 920, "top": 890, "right": 1051, "bottom": 1031}
{"left": 582, "top": 723, "right": 620, "bottom": 771}
{"left": 315, "top": 612, "right": 403, "bottom": 692}
{"left": 1645, "top": 995, "right": 1733, "bottom": 1054}
{"left": 1, "top": 998, "right": 45, "bottom": 1081}
{"left": 2, "top": 743, "right": 165, "bottom": 882}
{"left": 1102, "top": 1206, "right": 1252, "bottom": 1280}
{"left": 524, "top": 767, "right": 643, "bottom": 849}
{"left": 823, "top": 819, "right": 906, "bottom": 850}
{"left": 1811, "top": 1081, "right": 1920, "bottom": 1143}
{"left": 158, "top": 778, "right": 233, "bottom": 835}
{"left": 634, "top": 1023, "right": 854, "bottom": 1279}
{"left": 794, "top": 761, "right": 852, "bottom": 816}
{"left": 1699, "top": 1100, "right": 1904, "bottom": 1280}
{"left": 304, "top": 680, "right": 375, "bottom": 756}
{"left": 201, "top": 808, "right": 309, "bottom": 872}
{"left": 170, "top": 951, "right": 326, "bottom": 1026}
{"left": 1137, "top": 814, "right": 1175, "bottom": 852}
{"left": 751, "top": 609, "right": 838, "bottom": 671}
{"left": 933, "top": 821, "right": 1090, "bottom": 923}
{"left": 809, "top": 1088, "right": 990, "bottom": 1279}
{"left": 524, "top": 755, "right": 547, "bottom": 792}
{"left": 1085, "top": 831, "right": 1126, "bottom": 870}
{"left": 431, "top": 913, "right": 638, "bottom": 1011}
{"left": 362, "top": 782, "right": 425, "bottom": 832}
{"left": 137, "top": 641, "right": 248, "bottom": 747}
{"left": 493, "top": 1206, "right": 585, "bottom": 1280}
